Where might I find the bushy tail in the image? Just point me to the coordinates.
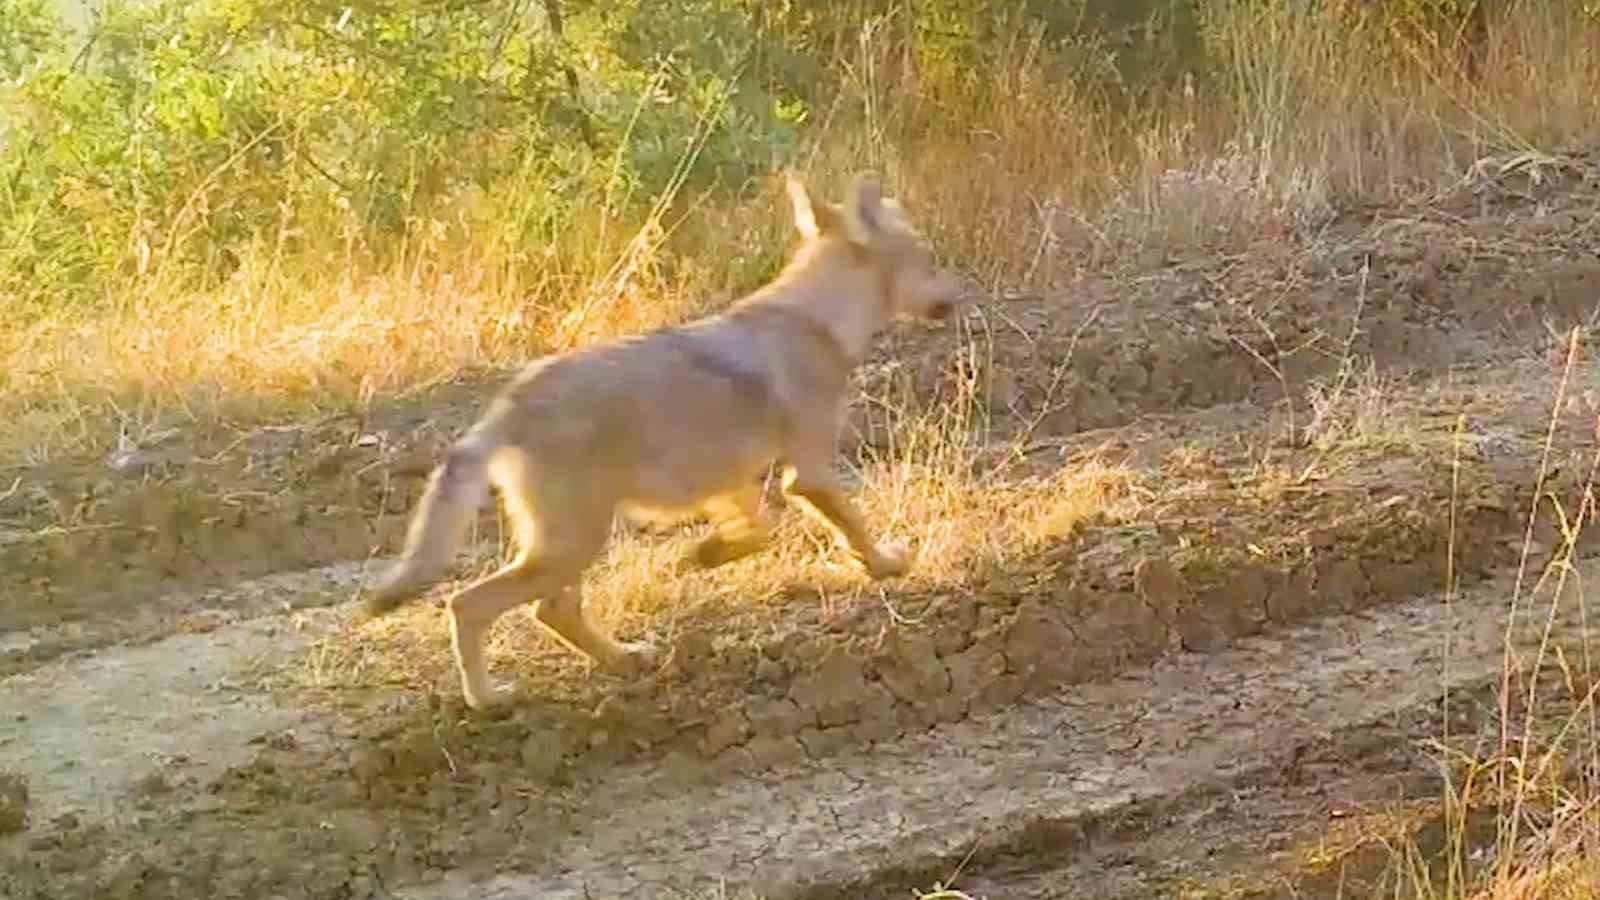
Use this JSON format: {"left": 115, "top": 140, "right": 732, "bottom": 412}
{"left": 365, "top": 434, "right": 498, "bottom": 615}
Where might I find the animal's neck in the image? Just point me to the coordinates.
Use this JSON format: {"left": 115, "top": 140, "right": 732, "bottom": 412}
{"left": 756, "top": 244, "right": 887, "bottom": 365}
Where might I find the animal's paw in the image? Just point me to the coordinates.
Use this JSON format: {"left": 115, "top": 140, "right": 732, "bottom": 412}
{"left": 462, "top": 681, "right": 515, "bottom": 713}
{"left": 675, "top": 540, "right": 720, "bottom": 575}
{"left": 681, "top": 534, "right": 767, "bottom": 573}
{"left": 864, "top": 541, "right": 913, "bottom": 580}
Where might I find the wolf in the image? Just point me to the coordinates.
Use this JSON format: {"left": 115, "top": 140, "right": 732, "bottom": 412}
{"left": 365, "top": 173, "right": 966, "bottom": 710}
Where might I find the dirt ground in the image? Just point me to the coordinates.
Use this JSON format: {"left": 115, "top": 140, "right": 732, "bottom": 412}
{"left": 3, "top": 154, "right": 1600, "bottom": 898}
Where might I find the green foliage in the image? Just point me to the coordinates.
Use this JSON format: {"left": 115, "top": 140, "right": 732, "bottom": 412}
{"left": 0, "top": 0, "right": 813, "bottom": 312}
{"left": 3, "top": 0, "right": 1576, "bottom": 316}
{"left": 0, "top": 0, "right": 62, "bottom": 78}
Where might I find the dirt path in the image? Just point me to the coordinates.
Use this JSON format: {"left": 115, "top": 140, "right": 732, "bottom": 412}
{"left": 391, "top": 557, "right": 1585, "bottom": 900}
{"left": 0, "top": 536, "right": 1581, "bottom": 899}
{"left": 0, "top": 613, "right": 335, "bottom": 828}
{"left": 0, "top": 564, "right": 370, "bottom": 831}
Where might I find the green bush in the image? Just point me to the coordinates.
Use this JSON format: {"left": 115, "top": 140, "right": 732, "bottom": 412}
{"left": 0, "top": 0, "right": 812, "bottom": 313}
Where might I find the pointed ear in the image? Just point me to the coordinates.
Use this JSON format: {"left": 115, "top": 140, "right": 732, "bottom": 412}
{"left": 786, "top": 176, "right": 821, "bottom": 239}
{"left": 842, "top": 173, "right": 886, "bottom": 245}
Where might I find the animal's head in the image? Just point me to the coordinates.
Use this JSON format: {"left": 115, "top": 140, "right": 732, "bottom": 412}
{"left": 786, "top": 173, "right": 965, "bottom": 322}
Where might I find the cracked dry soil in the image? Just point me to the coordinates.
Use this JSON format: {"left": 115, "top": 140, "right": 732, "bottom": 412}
{"left": 4, "top": 159, "right": 1600, "bottom": 897}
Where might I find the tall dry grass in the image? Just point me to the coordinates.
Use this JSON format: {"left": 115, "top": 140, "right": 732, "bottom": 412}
{"left": 1226, "top": 330, "right": 1600, "bottom": 900}
{"left": 3, "top": 3, "right": 1596, "bottom": 466}
{"left": 1406, "top": 329, "right": 1600, "bottom": 900}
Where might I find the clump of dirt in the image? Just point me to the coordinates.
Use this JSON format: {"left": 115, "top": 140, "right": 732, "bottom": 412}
{"left": 0, "top": 771, "right": 28, "bottom": 835}
{"left": 0, "top": 421, "right": 440, "bottom": 633}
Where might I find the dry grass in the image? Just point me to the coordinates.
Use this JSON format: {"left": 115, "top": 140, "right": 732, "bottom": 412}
{"left": 1305, "top": 362, "right": 1430, "bottom": 458}
{"left": 5, "top": 4, "right": 1597, "bottom": 467}
{"left": 1389, "top": 329, "right": 1600, "bottom": 900}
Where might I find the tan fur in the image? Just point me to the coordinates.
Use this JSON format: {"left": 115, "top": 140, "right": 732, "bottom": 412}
{"left": 366, "top": 173, "right": 965, "bottom": 711}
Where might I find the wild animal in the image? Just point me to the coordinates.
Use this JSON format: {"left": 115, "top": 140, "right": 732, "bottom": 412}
{"left": 366, "top": 173, "right": 966, "bottom": 711}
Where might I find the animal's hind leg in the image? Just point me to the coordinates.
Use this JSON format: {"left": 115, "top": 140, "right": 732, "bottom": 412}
{"left": 450, "top": 543, "right": 633, "bottom": 709}
{"left": 446, "top": 455, "right": 603, "bottom": 710}
{"left": 446, "top": 557, "right": 558, "bottom": 710}
{"left": 684, "top": 482, "right": 773, "bottom": 571}
{"left": 508, "top": 468, "right": 656, "bottom": 675}
{"left": 532, "top": 582, "right": 659, "bottom": 676}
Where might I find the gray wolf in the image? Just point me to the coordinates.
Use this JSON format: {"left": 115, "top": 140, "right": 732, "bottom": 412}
{"left": 366, "top": 173, "right": 966, "bottom": 710}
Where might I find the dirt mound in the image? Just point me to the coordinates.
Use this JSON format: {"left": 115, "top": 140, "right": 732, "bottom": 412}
{"left": 854, "top": 164, "right": 1600, "bottom": 451}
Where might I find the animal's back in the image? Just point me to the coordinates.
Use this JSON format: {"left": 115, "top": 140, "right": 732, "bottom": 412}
{"left": 486, "top": 316, "right": 790, "bottom": 508}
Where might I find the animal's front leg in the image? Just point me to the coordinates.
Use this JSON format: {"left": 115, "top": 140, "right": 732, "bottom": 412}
{"left": 781, "top": 464, "right": 909, "bottom": 579}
